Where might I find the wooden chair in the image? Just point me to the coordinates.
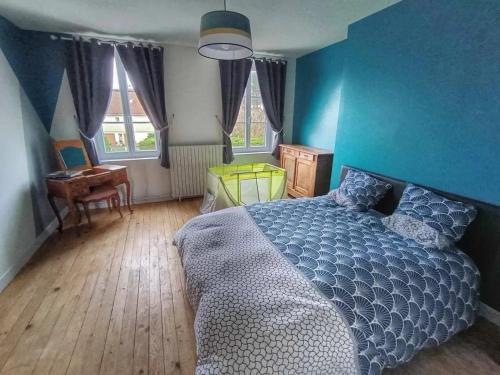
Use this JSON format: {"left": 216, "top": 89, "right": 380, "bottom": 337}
{"left": 75, "top": 186, "right": 123, "bottom": 228}
{"left": 54, "top": 139, "right": 93, "bottom": 171}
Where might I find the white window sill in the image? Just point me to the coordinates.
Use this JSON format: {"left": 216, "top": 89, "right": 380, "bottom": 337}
{"left": 100, "top": 156, "right": 159, "bottom": 163}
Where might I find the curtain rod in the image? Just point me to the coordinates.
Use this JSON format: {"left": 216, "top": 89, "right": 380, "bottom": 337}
{"left": 50, "top": 34, "right": 163, "bottom": 49}
{"left": 250, "top": 57, "right": 287, "bottom": 64}
{"left": 50, "top": 34, "right": 286, "bottom": 60}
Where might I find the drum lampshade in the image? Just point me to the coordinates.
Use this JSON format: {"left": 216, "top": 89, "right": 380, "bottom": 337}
{"left": 198, "top": 10, "right": 253, "bottom": 60}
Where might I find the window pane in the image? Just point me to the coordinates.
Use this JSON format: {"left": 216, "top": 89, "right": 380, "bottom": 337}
{"left": 251, "top": 70, "right": 261, "bottom": 96}
{"left": 103, "top": 66, "right": 129, "bottom": 153}
{"left": 231, "top": 96, "right": 246, "bottom": 147}
{"left": 102, "top": 58, "right": 129, "bottom": 154}
{"left": 102, "top": 122, "right": 129, "bottom": 153}
{"left": 112, "top": 59, "right": 120, "bottom": 90}
{"left": 125, "top": 85, "right": 158, "bottom": 152}
{"left": 105, "top": 89, "right": 124, "bottom": 120}
{"left": 250, "top": 71, "right": 266, "bottom": 147}
{"left": 127, "top": 89, "right": 145, "bottom": 117}
{"left": 251, "top": 122, "right": 266, "bottom": 147}
{"left": 134, "top": 122, "right": 157, "bottom": 151}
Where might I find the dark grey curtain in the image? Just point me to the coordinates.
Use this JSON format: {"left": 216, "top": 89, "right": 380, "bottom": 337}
{"left": 117, "top": 44, "right": 170, "bottom": 168}
{"left": 255, "top": 59, "right": 287, "bottom": 158}
{"left": 219, "top": 59, "right": 252, "bottom": 164}
{"left": 65, "top": 38, "right": 114, "bottom": 165}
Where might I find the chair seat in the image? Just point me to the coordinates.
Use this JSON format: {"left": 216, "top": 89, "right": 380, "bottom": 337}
{"left": 76, "top": 187, "right": 118, "bottom": 203}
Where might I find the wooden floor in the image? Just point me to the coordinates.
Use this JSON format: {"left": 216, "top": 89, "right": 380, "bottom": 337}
{"left": 0, "top": 200, "right": 498, "bottom": 375}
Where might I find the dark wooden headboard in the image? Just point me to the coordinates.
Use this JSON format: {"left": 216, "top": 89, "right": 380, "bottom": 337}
{"left": 340, "top": 165, "right": 500, "bottom": 311}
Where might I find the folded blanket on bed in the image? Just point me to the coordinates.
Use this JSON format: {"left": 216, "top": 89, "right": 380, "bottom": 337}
{"left": 174, "top": 206, "right": 359, "bottom": 375}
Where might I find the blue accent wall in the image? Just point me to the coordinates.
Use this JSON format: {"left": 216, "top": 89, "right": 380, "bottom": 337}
{"left": 292, "top": 0, "right": 500, "bottom": 205}
{"left": 292, "top": 40, "right": 347, "bottom": 151}
{"left": 0, "top": 16, "right": 65, "bottom": 131}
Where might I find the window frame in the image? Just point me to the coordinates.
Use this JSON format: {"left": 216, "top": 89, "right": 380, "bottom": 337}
{"left": 95, "top": 52, "right": 160, "bottom": 161}
{"left": 232, "top": 65, "right": 273, "bottom": 154}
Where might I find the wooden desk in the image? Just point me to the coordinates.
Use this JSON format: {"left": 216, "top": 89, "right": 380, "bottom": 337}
{"left": 46, "top": 164, "right": 132, "bottom": 232}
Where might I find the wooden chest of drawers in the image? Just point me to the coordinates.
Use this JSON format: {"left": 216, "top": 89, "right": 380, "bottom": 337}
{"left": 279, "top": 144, "right": 333, "bottom": 198}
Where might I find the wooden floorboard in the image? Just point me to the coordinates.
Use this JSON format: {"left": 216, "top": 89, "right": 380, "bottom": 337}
{"left": 0, "top": 199, "right": 498, "bottom": 374}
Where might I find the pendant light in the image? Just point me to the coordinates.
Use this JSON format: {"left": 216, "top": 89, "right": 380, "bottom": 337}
{"left": 198, "top": 0, "right": 253, "bottom": 60}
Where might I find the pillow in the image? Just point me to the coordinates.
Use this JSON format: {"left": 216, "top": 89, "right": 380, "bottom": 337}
{"left": 383, "top": 184, "right": 477, "bottom": 246}
{"left": 329, "top": 169, "right": 392, "bottom": 211}
{"left": 382, "top": 213, "right": 452, "bottom": 250}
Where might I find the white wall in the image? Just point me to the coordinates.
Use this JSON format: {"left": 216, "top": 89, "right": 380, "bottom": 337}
{"left": 51, "top": 44, "right": 296, "bottom": 203}
{"left": 165, "top": 45, "right": 222, "bottom": 145}
{"left": 50, "top": 71, "right": 80, "bottom": 140}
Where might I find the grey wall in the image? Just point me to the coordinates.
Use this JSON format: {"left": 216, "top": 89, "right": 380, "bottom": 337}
{"left": 20, "top": 90, "right": 59, "bottom": 235}
{"left": 0, "top": 48, "right": 59, "bottom": 290}
{"left": 0, "top": 16, "right": 65, "bottom": 290}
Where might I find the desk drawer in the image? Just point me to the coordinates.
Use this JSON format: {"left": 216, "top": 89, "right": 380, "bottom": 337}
{"left": 87, "top": 173, "right": 114, "bottom": 187}
{"left": 112, "top": 169, "right": 128, "bottom": 185}
{"left": 68, "top": 179, "right": 90, "bottom": 197}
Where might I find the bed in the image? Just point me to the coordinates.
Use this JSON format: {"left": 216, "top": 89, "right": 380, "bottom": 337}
{"left": 174, "top": 166, "right": 499, "bottom": 375}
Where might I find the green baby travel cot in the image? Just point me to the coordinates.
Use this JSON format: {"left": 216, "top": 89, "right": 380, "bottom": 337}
{"left": 200, "top": 163, "right": 287, "bottom": 213}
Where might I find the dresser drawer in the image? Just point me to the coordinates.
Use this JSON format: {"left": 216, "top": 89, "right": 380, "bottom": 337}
{"left": 298, "top": 152, "right": 314, "bottom": 161}
{"left": 283, "top": 149, "right": 298, "bottom": 157}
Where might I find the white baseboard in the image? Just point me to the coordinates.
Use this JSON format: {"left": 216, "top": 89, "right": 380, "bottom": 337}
{"left": 129, "top": 194, "right": 202, "bottom": 204}
{"left": 0, "top": 207, "right": 69, "bottom": 292}
{"left": 92, "top": 194, "right": 174, "bottom": 209}
{"left": 92, "top": 193, "right": 204, "bottom": 209}
{"left": 480, "top": 302, "right": 500, "bottom": 327}
{"left": 133, "top": 194, "right": 175, "bottom": 204}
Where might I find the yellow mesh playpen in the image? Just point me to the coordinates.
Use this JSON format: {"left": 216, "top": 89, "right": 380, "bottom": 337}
{"left": 200, "top": 163, "right": 287, "bottom": 213}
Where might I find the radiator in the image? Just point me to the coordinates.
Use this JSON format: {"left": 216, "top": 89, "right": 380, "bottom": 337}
{"left": 169, "top": 144, "right": 224, "bottom": 199}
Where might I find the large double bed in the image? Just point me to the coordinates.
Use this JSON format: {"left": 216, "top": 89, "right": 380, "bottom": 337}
{"left": 174, "top": 167, "right": 498, "bottom": 374}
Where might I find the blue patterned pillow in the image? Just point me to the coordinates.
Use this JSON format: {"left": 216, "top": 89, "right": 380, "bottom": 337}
{"left": 329, "top": 169, "right": 392, "bottom": 211}
{"left": 394, "top": 184, "right": 477, "bottom": 243}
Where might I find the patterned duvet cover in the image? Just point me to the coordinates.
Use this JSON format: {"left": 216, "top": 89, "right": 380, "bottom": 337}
{"left": 174, "top": 206, "right": 359, "bottom": 374}
{"left": 246, "top": 196, "right": 480, "bottom": 374}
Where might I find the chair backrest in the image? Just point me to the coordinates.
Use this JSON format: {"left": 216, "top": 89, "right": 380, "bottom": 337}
{"left": 54, "top": 139, "right": 92, "bottom": 171}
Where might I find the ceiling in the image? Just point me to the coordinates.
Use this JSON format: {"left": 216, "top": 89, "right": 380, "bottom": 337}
{"left": 0, "top": 0, "right": 399, "bottom": 57}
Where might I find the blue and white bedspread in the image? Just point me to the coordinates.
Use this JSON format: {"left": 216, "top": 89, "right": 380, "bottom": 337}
{"left": 246, "top": 196, "right": 480, "bottom": 375}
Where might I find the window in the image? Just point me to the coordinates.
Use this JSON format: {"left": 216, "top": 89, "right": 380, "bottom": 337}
{"left": 231, "top": 64, "right": 272, "bottom": 153}
{"left": 96, "top": 52, "right": 159, "bottom": 160}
